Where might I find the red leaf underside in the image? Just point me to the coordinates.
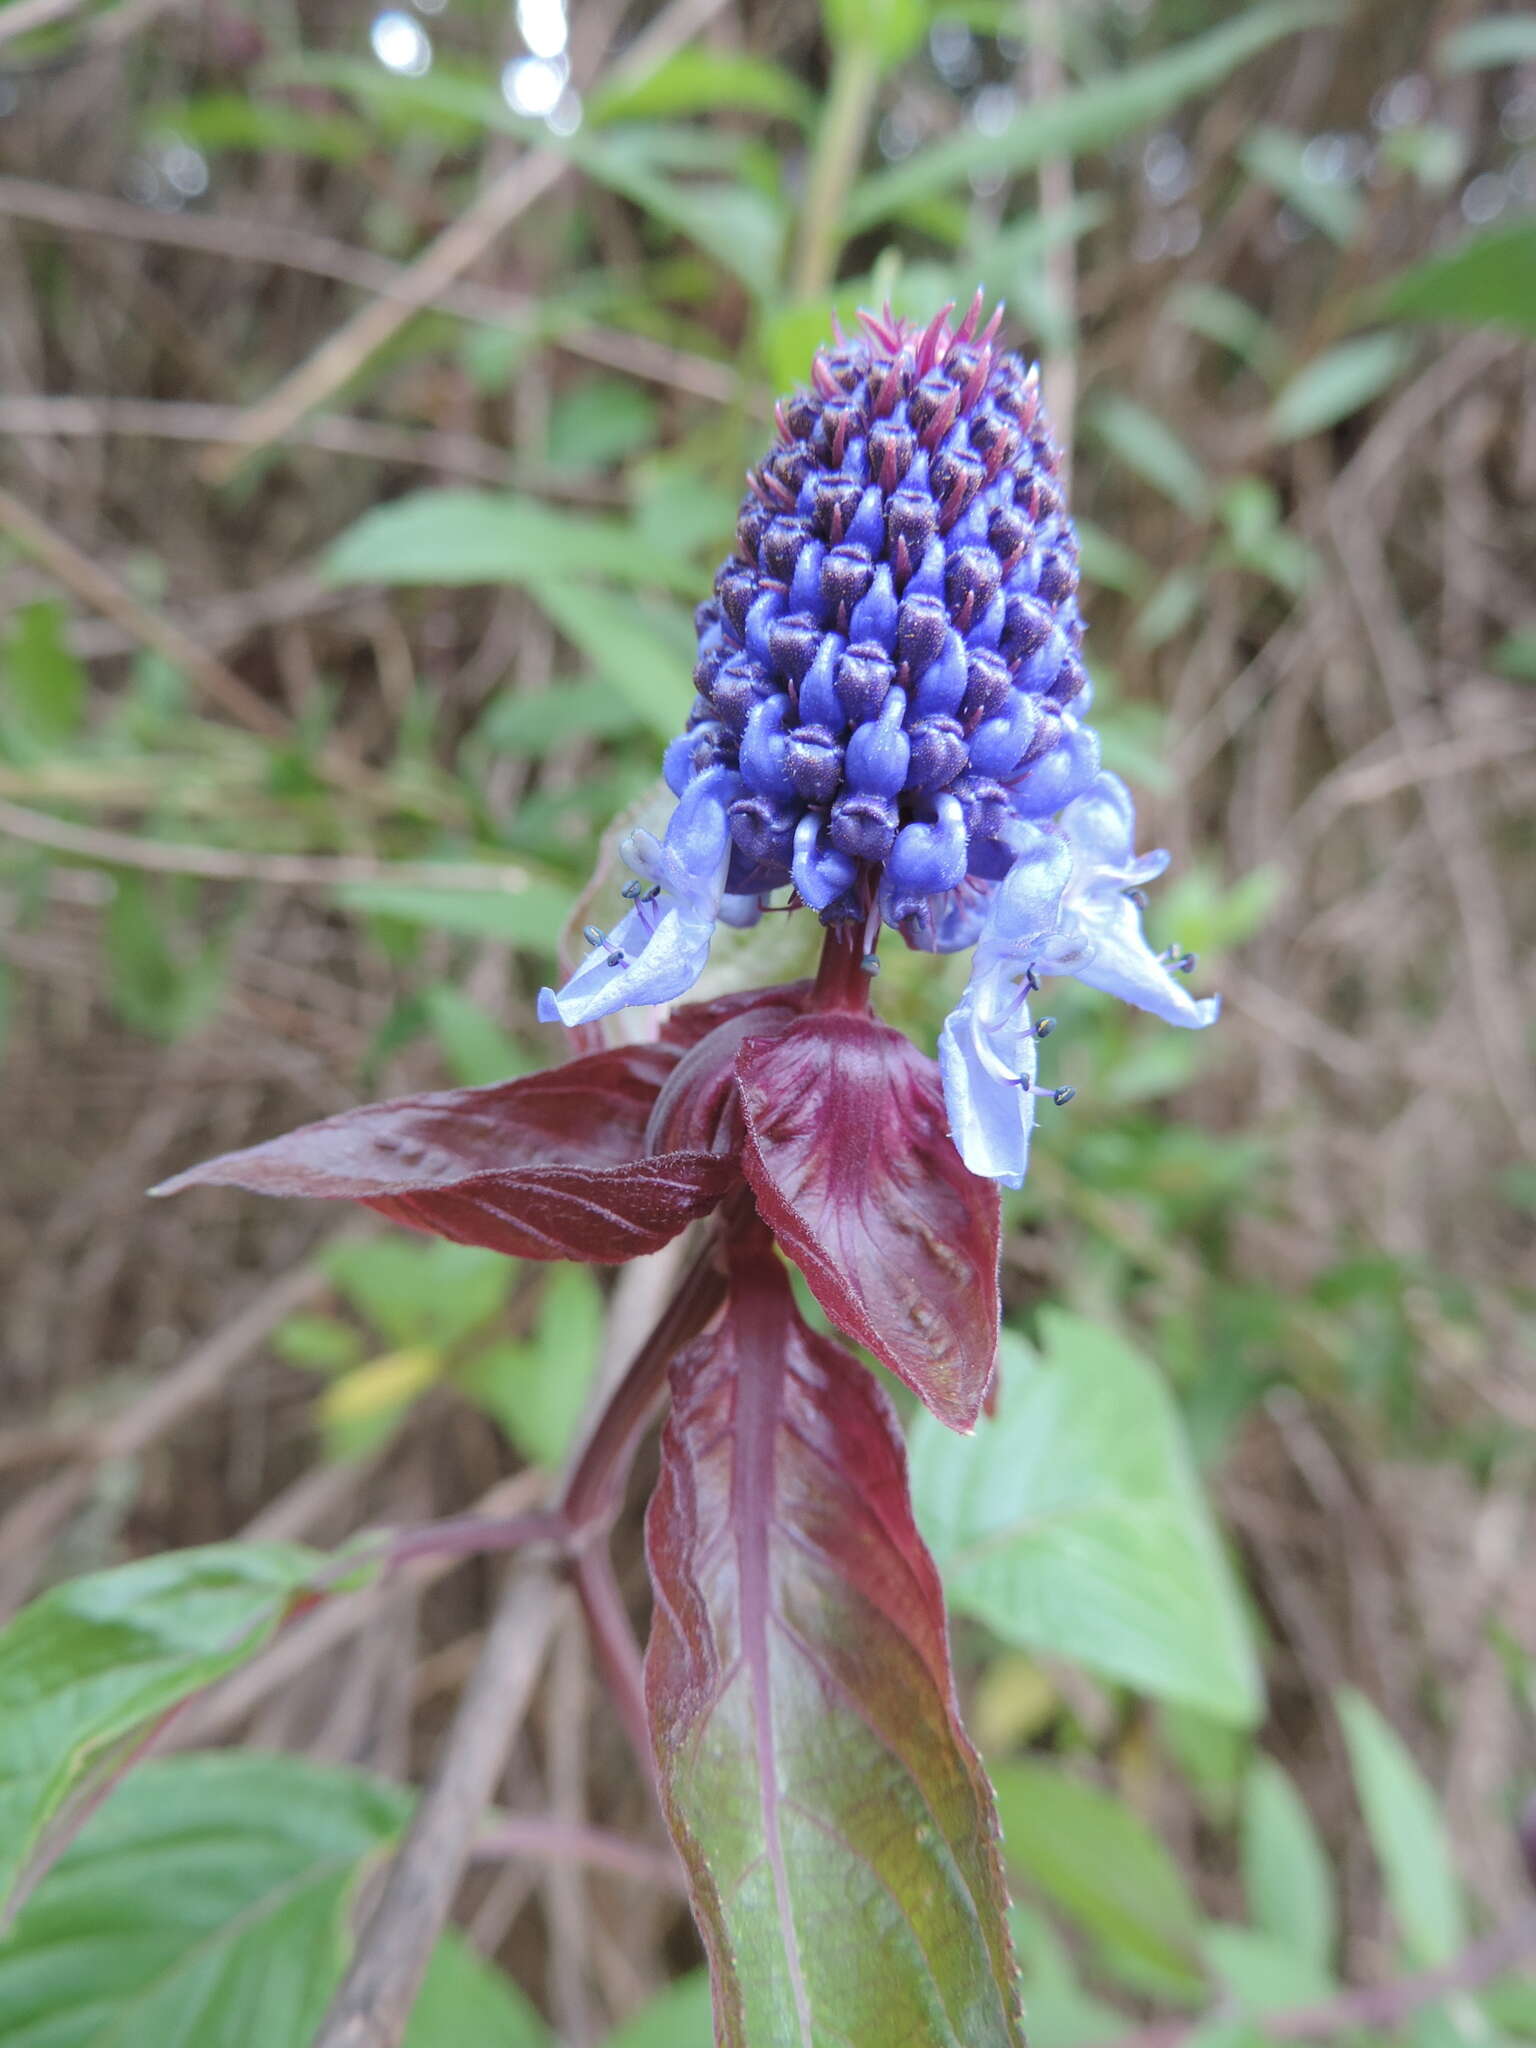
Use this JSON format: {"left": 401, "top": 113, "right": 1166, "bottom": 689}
{"left": 645, "top": 1240, "right": 1022, "bottom": 2048}
{"left": 154, "top": 1045, "right": 737, "bottom": 1262}
{"left": 736, "top": 1012, "right": 1001, "bottom": 1431}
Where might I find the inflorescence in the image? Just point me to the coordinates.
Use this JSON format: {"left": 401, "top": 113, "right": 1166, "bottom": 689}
{"left": 540, "top": 294, "right": 1219, "bottom": 1188}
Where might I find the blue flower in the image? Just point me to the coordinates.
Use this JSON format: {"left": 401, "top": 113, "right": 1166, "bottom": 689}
{"left": 537, "top": 769, "right": 736, "bottom": 1028}
{"left": 940, "top": 772, "right": 1219, "bottom": 1185}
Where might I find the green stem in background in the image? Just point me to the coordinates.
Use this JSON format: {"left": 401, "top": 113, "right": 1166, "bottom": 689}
{"left": 792, "top": 37, "right": 882, "bottom": 299}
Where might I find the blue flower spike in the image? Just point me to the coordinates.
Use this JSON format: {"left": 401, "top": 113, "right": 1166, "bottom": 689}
{"left": 540, "top": 293, "right": 1219, "bottom": 1184}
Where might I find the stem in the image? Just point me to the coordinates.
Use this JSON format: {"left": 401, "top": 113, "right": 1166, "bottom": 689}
{"left": 792, "top": 38, "right": 881, "bottom": 298}
{"left": 559, "top": 1235, "right": 727, "bottom": 1531}
{"left": 812, "top": 922, "right": 875, "bottom": 1014}
{"left": 572, "top": 1547, "right": 652, "bottom": 1772}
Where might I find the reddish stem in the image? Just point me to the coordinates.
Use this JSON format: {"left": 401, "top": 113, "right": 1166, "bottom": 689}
{"left": 811, "top": 922, "right": 874, "bottom": 1013}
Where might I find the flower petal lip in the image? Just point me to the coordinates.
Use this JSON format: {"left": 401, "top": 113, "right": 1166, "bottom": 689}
{"left": 735, "top": 1010, "right": 1002, "bottom": 1432}
{"left": 151, "top": 1045, "right": 737, "bottom": 1264}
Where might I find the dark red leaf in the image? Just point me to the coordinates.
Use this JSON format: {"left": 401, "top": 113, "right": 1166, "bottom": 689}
{"left": 736, "top": 1012, "right": 1001, "bottom": 1430}
{"left": 646, "top": 1238, "right": 1023, "bottom": 2047}
{"left": 153, "top": 1045, "right": 737, "bottom": 1263}
{"left": 659, "top": 978, "right": 813, "bottom": 1050}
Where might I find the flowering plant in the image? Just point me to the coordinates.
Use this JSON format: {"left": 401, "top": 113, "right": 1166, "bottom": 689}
{"left": 161, "top": 297, "right": 1217, "bottom": 2046}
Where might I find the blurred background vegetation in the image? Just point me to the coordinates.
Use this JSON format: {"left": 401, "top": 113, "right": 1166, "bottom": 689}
{"left": 0, "top": 0, "right": 1533, "bottom": 2042}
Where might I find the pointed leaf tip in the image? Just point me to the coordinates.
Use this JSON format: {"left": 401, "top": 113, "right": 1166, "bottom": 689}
{"left": 156, "top": 1045, "right": 738, "bottom": 1263}
{"left": 736, "top": 1011, "right": 1001, "bottom": 1429}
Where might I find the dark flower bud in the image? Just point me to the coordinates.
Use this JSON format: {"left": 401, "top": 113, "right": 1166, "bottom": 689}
{"left": 709, "top": 650, "right": 776, "bottom": 732}
{"left": 987, "top": 502, "right": 1030, "bottom": 574}
{"left": 896, "top": 592, "right": 949, "bottom": 679}
{"left": 735, "top": 501, "right": 771, "bottom": 561}
{"left": 761, "top": 515, "right": 811, "bottom": 584}
{"left": 812, "top": 400, "right": 866, "bottom": 470}
{"left": 785, "top": 724, "right": 843, "bottom": 805}
{"left": 695, "top": 597, "right": 722, "bottom": 639}
{"left": 820, "top": 544, "right": 875, "bottom": 621}
{"left": 909, "top": 369, "right": 961, "bottom": 448}
{"left": 931, "top": 445, "right": 988, "bottom": 529}
{"left": 807, "top": 472, "right": 865, "bottom": 546}
{"left": 954, "top": 773, "right": 1010, "bottom": 841}
{"left": 886, "top": 488, "right": 938, "bottom": 567}
{"left": 693, "top": 640, "right": 726, "bottom": 699}
{"left": 716, "top": 565, "right": 758, "bottom": 638}
{"left": 1023, "top": 702, "right": 1063, "bottom": 764}
{"left": 762, "top": 441, "right": 814, "bottom": 502}
{"left": 1048, "top": 653, "right": 1087, "bottom": 708}
{"left": 778, "top": 391, "right": 819, "bottom": 441}
{"left": 1037, "top": 548, "right": 1079, "bottom": 606}
{"left": 815, "top": 343, "right": 866, "bottom": 395}
{"left": 728, "top": 792, "right": 798, "bottom": 865}
{"left": 1001, "top": 591, "right": 1053, "bottom": 667}
{"left": 829, "top": 790, "right": 898, "bottom": 863}
{"left": 868, "top": 418, "right": 916, "bottom": 494}
{"left": 962, "top": 647, "right": 1013, "bottom": 725}
{"left": 945, "top": 545, "right": 1002, "bottom": 631}
{"left": 765, "top": 612, "right": 825, "bottom": 688}
{"left": 1019, "top": 472, "right": 1062, "bottom": 527}
{"left": 906, "top": 715, "right": 968, "bottom": 793}
{"left": 835, "top": 642, "right": 895, "bottom": 724}
{"left": 969, "top": 404, "right": 1021, "bottom": 477}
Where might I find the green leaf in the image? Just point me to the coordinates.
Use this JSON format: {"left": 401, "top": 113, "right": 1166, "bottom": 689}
{"left": 1007, "top": 1906, "right": 1130, "bottom": 2048}
{"left": 146, "top": 93, "right": 372, "bottom": 162}
{"left": 528, "top": 582, "right": 694, "bottom": 741}
{"left": 336, "top": 875, "right": 572, "bottom": 951}
{"left": 991, "top": 1763, "right": 1207, "bottom": 1999}
{"left": 1, "top": 600, "right": 86, "bottom": 750}
{"left": 601, "top": 1971, "right": 715, "bottom": 2048}
{"left": 0, "top": 1545, "right": 326, "bottom": 1913}
{"left": 648, "top": 1256, "right": 1024, "bottom": 2044}
{"left": 1239, "top": 127, "right": 1364, "bottom": 244}
{"left": 545, "top": 379, "right": 659, "bottom": 472}
{"left": 1269, "top": 333, "right": 1413, "bottom": 441}
{"left": 1493, "top": 628, "right": 1536, "bottom": 684}
{"left": 1379, "top": 219, "right": 1536, "bottom": 341}
{"left": 420, "top": 984, "right": 526, "bottom": 1089}
{"left": 271, "top": 1313, "right": 367, "bottom": 1376}
{"left": 0, "top": 1753, "right": 549, "bottom": 2048}
{"left": 1165, "top": 283, "right": 1284, "bottom": 381}
{"left": 1087, "top": 394, "right": 1211, "bottom": 517}
{"left": 405, "top": 1931, "right": 550, "bottom": 2048}
{"left": 103, "top": 875, "right": 231, "bottom": 1042}
{"left": 323, "top": 1238, "right": 514, "bottom": 1351}
{"left": 1241, "top": 1758, "right": 1337, "bottom": 1968}
{"left": 477, "top": 676, "right": 645, "bottom": 756}
{"left": 822, "top": 0, "right": 928, "bottom": 70}
{"left": 845, "top": 1, "right": 1335, "bottom": 231}
{"left": 458, "top": 1265, "right": 602, "bottom": 1470}
{"left": 574, "top": 132, "right": 786, "bottom": 295}
{"left": 1201, "top": 1923, "right": 1336, "bottom": 2015}
{"left": 1440, "top": 14, "right": 1536, "bottom": 70}
{"left": 322, "top": 490, "right": 700, "bottom": 596}
{"left": 911, "top": 1315, "right": 1262, "bottom": 1723}
{"left": 590, "top": 48, "right": 814, "bottom": 125}
{"left": 1337, "top": 1689, "right": 1466, "bottom": 1966}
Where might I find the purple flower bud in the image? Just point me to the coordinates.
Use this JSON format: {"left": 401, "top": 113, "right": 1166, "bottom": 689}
{"left": 821, "top": 544, "right": 875, "bottom": 622}
{"left": 765, "top": 614, "right": 824, "bottom": 688}
{"left": 829, "top": 790, "right": 899, "bottom": 862}
{"left": 761, "top": 515, "right": 811, "bottom": 584}
{"left": 785, "top": 724, "right": 843, "bottom": 804}
{"left": 807, "top": 472, "right": 864, "bottom": 545}
{"left": 896, "top": 593, "right": 949, "bottom": 679}
{"left": 835, "top": 641, "right": 895, "bottom": 724}
{"left": 728, "top": 792, "right": 798, "bottom": 865}
{"left": 945, "top": 545, "right": 1002, "bottom": 632}
{"left": 716, "top": 565, "right": 756, "bottom": 639}
{"left": 740, "top": 693, "right": 795, "bottom": 799}
{"left": 906, "top": 715, "right": 968, "bottom": 793}
{"left": 962, "top": 647, "right": 1013, "bottom": 726}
